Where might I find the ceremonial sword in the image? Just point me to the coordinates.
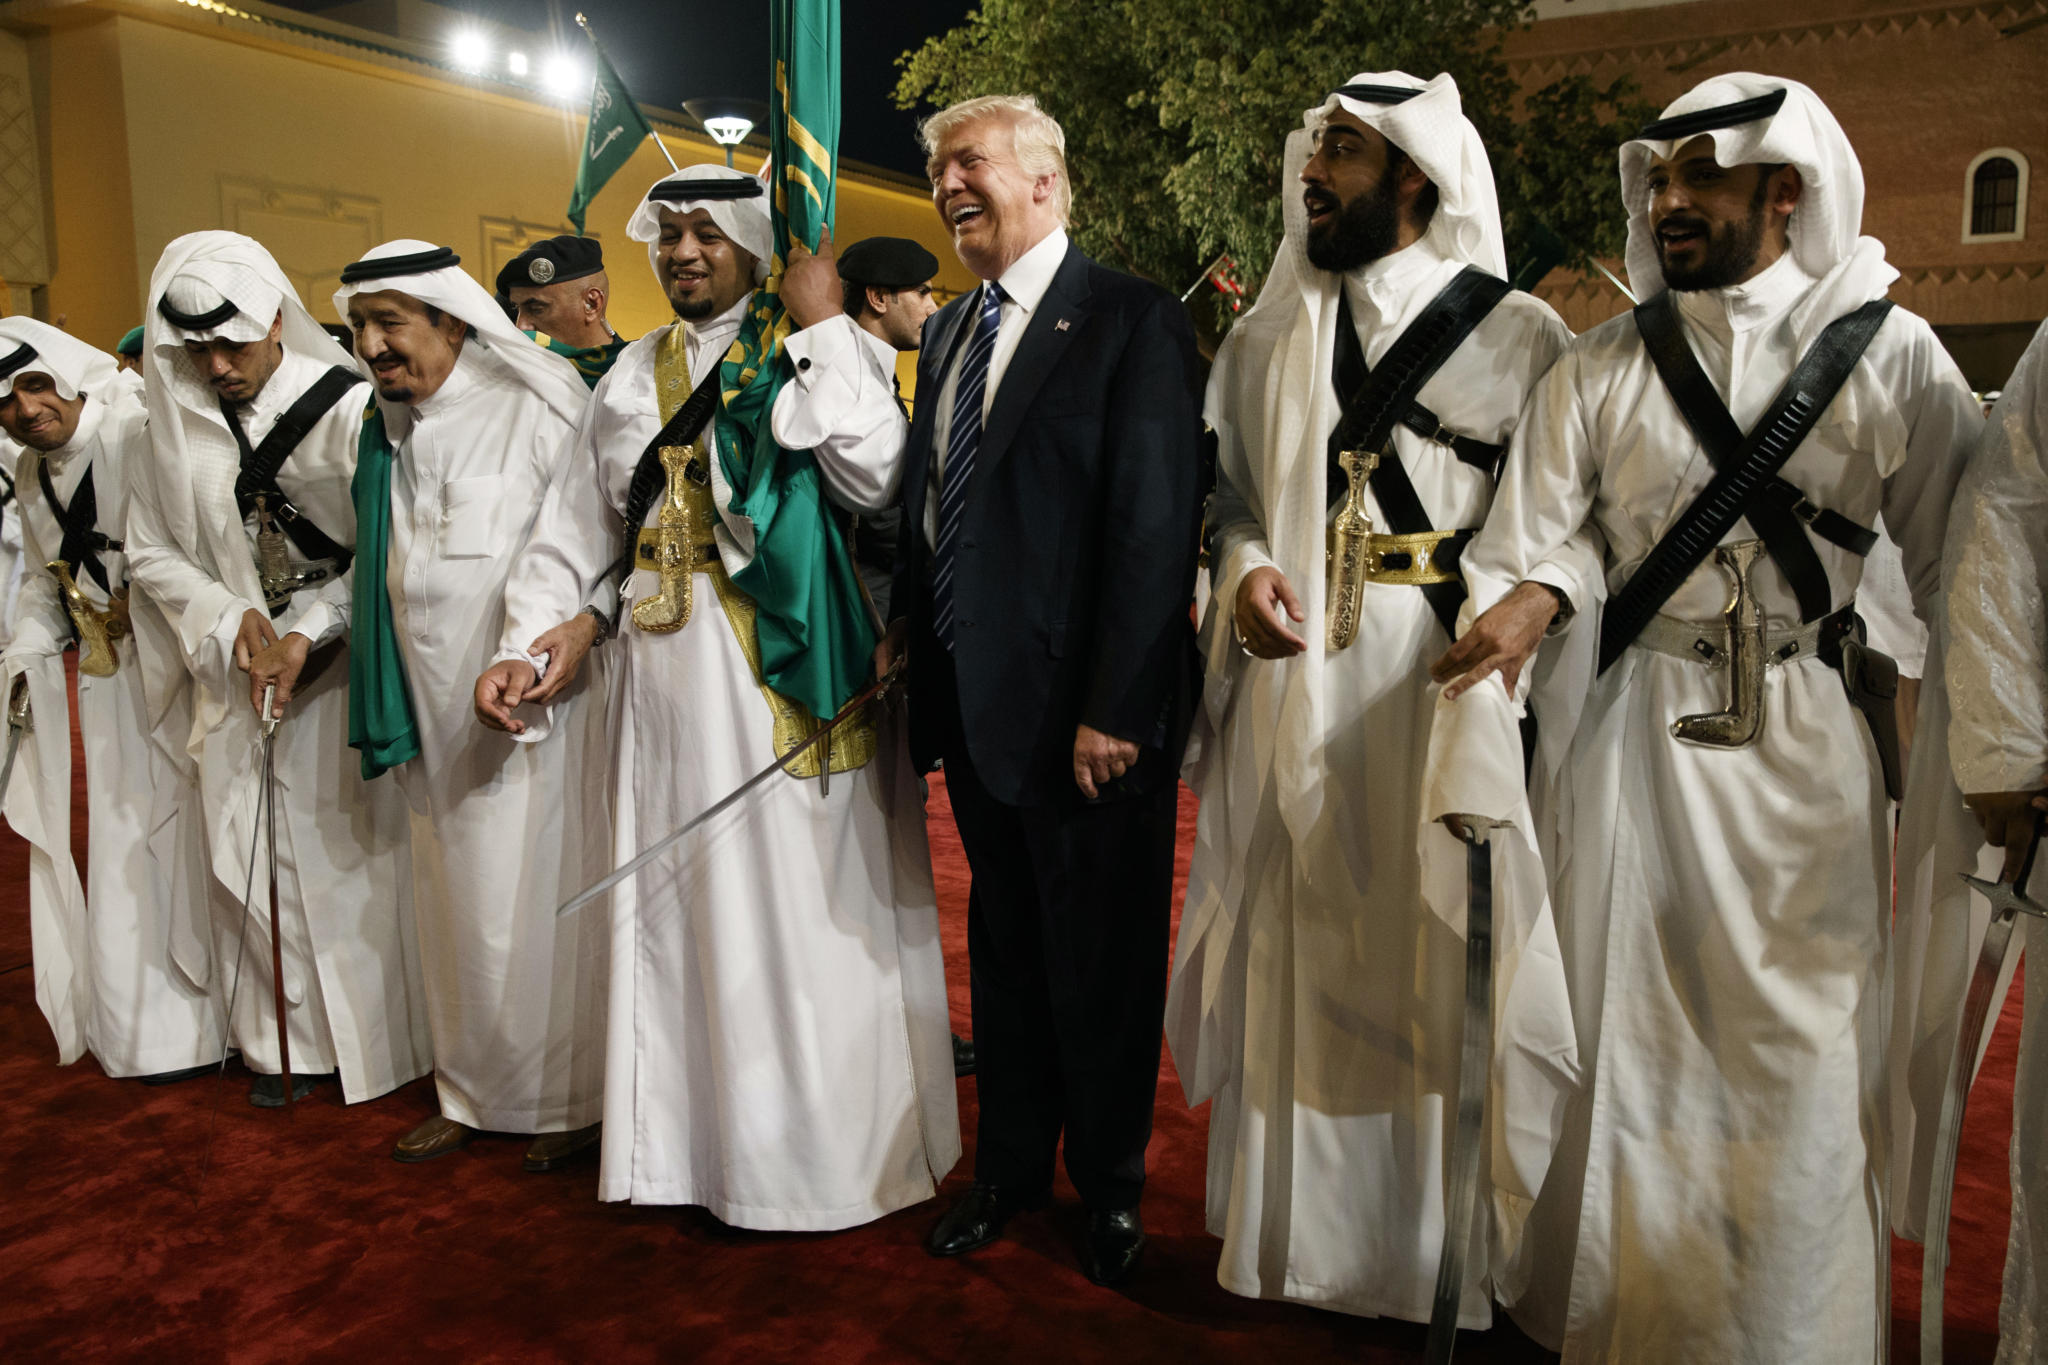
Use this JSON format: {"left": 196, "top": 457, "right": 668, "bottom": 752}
{"left": 257, "top": 686, "right": 293, "bottom": 1108}
{"left": 555, "top": 661, "right": 904, "bottom": 920}
{"left": 1426, "top": 817, "right": 1498, "bottom": 1365}
{"left": 1919, "top": 827, "right": 2046, "bottom": 1364}
{"left": 0, "top": 680, "right": 31, "bottom": 801}
{"left": 195, "top": 685, "right": 294, "bottom": 1194}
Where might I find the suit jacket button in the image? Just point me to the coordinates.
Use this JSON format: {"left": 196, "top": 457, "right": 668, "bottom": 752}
{"left": 797, "top": 356, "right": 812, "bottom": 371}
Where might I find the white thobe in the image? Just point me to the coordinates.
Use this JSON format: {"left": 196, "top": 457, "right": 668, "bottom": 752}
{"left": 1943, "top": 319, "right": 2048, "bottom": 1364}
{"left": 499, "top": 298, "right": 959, "bottom": 1229}
{"left": 1168, "top": 240, "right": 1575, "bottom": 1323}
{"left": 0, "top": 498, "right": 22, "bottom": 643}
{"left": 2, "top": 393, "right": 220, "bottom": 1075}
{"left": 1467, "top": 252, "right": 1983, "bottom": 1363}
{"left": 293, "top": 345, "right": 609, "bottom": 1134}
{"left": 126, "top": 348, "right": 428, "bottom": 1099}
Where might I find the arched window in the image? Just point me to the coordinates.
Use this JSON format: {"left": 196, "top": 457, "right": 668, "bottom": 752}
{"left": 1963, "top": 149, "right": 2029, "bottom": 243}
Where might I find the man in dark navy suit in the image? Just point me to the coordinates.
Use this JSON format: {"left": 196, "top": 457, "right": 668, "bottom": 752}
{"left": 880, "top": 93, "right": 1204, "bottom": 1286}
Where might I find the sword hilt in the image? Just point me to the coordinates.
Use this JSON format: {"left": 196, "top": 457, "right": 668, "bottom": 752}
{"left": 1962, "top": 824, "right": 2048, "bottom": 920}
{"left": 260, "top": 683, "right": 280, "bottom": 739}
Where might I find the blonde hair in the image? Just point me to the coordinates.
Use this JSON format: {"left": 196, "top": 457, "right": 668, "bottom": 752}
{"left": 918, "top": 94, "right": 1072, "bottom": 226}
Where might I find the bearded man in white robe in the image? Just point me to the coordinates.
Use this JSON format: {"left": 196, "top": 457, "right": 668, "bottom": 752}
{"left": 1167, "top": 73, "right": 1577, "bottom": 1326}
{"left": 250, "top": 241, "right": 610, "bottom": 1170}
{"left": 0, "top": 319, "right": 220, "bottom": 1082}
{"left": 1940, "top": 317, "right": 2048, "bottom": 1363}
{"left": 128, "top": 233, "right": 427, "bottom": 1109}
{"left": 475, "top": 166, "right": 959, "bottom": 1229}
{"left": 1434, "top": 76, "right": 1984, "bottom": 1362}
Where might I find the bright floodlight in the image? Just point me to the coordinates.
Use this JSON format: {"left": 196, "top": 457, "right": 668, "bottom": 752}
{"left": 542, "top": 53, "right": 586, "bottom": 99}
{"left": 507, "top": 51, "right": 529, "bottom": 77}
{"left": 449, "top": 29, "right": 491, "bottom": 73}
{"left": 704, "top": 116, "right": 753, "bottom": 147}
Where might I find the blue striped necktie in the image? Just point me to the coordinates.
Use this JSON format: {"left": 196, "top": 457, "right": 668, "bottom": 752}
{"left": 932, "top": 281, "right": 1006, "bottom": 650}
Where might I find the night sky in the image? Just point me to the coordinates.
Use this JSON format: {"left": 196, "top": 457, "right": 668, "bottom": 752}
{"left": 275, "top": 0, "right": 976, "bottom": 179}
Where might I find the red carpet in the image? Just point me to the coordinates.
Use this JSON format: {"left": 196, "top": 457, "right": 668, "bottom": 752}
{"left": 0, "top": 670, "right": 2023, "bottom": 1360}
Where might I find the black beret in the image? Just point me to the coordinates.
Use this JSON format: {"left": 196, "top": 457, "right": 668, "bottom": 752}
{"left": 496, "top": 235, "right": 605, "bottom": 296}
{"left": 836, "top": 237, "right": 939, "bottom": 290}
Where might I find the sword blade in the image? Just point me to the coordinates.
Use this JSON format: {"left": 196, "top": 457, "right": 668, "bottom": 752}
{"left": 1427, "top": 828, "right": 1496, "bottom": 1365}
{"left": 1922, "top": 833, "right": 2041, "bottom": 1364}
{"left": 554, "top": 664, "right": 900, "bottom": 920}
{"left": 262, "top": 723, "right": 292, "bottom": 1109}
{"left": 0, "top": 722, "right": 25, "bottom": 804}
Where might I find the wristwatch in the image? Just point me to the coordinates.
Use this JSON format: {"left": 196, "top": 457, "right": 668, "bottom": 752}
{"left": 580, "top": 603, "right": 613, "bottom": 647}
{"left": 1539, "top": 582, "right": 1576, "bottom": 635}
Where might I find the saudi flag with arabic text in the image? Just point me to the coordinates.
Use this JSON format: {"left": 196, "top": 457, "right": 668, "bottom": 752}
{"left": 713, "top": 0, "right": 874, "bottom": 722}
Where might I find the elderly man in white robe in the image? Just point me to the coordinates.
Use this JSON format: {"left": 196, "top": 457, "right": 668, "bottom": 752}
{"left": 128, "top": 232, "right": 427, "bottom": 1109}
{"left": 474, "top": 166, "right": 959, "bottom": 1229}
{"left": 1167, "top": 73, "right": 1576, "bottom": 1326}
{"left": 1431, "top": 75, "right": 1983, "bottom": 1362}
{"left": 1939, "top": 318, "right": 2048, "bottom": 1363}
{"left": 0, "top": 319, "right": 221, "bottom": 1082}
{"left": 249, "top": 241, "right": 611, "bottom": 1170}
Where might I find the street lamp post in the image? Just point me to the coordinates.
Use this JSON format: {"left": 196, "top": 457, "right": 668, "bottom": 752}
{"left": 703, "top": 118, "right": 754, "bottom": 168}
{"left": 683, "top": 98, "right": 770, "bottom": 170}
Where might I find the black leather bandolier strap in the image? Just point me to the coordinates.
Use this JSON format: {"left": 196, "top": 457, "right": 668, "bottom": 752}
{"left": 1329, "top": 265, "right": 1514, "bottom": 637}
{"left": 1598, "top": 293, "right": 1895, "bottom": 674}
{"left": 1635, "top": 291, "right": 1882, "bottom": 625}
{"left": 606, "top": 363, "right": 726, "bottom": 629}
{"left": 36, "top": 459, "right": 119, "bottom": 595}
{"left": 220, "top": 364, "right": 360, "bottom": 569}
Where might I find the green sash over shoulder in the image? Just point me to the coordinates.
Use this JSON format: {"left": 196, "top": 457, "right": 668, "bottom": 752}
{"left": 714, "top": 0, "right": 873, "bottom": 722}
{"left": 346, "top": 405, "right": 421, "bottom": 779}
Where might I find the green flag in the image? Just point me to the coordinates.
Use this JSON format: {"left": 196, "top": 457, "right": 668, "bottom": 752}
{"left": 566, "top": 37, "right": 654, "bottom": 235}
{"left": 711, "top": 0, "right": 871, "bottom": 723}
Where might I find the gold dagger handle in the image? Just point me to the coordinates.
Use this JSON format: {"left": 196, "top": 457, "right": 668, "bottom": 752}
{"left": 630, "top": 444, "right": 700, "bottom": 634}
{"left": 1325, "top": 448, "right": 1380, "bottom": 652}
{"left": 1671, "top": 540, "right": 1767, "bottom": 749}
{"left": 47, "top": 559, "right": 120, "bottom": 677}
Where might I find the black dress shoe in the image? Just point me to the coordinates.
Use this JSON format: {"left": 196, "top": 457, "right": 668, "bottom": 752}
{"left": 925, "top": 1182, "right": 1045, "bottom": 1257}
{"left": 248, "top": 1073, "right": 323, "bottom": 1108}
{"left": 951, "top": 1033, "right": 976, "bottom": 1077}
{"left": 1081, "top": 1207, "right": 1147, "bottom": 1286}
{"left": 138, "top": 1061, "right": 219, "bottom": 1086}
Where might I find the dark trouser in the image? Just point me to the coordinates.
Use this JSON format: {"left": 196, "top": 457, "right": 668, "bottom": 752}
{"left": 936, "top": 669, "right": 1177, "bottom": 1212}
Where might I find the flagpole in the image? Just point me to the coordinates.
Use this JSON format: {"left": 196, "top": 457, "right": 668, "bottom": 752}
{"left": 1180, "top": 252, "right": 1230, "bottom": 303}
{"left": 576, "top": 12, "right": 679, "bottom": 171}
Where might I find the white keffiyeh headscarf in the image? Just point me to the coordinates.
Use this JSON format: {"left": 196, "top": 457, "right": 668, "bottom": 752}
{"left": 1619, "top": 73, "right": 1897, "bottom": 315}
{"left": 142, "top": 232, "right": 356, "bottom": 618}
{"left": 0, "top": 317, "right": 131, "bottom": 404}
{"left": 331, "top": 240, "right": 589, "bottom": 435}
{"left": 627, "top": 164, "right": 775, "bottom": 284}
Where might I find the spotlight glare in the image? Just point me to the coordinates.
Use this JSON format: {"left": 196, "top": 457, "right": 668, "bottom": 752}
{"left": 507, "top": 51, "right": 529, "bottom": 77}
{"left": 541, "top": 53, "right": 586, "bottom": 98}
{"left": 449, "top": 28, "right": 491, "bottom": 73}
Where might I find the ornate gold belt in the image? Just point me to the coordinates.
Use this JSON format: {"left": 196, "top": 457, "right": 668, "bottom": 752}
{"left": 1323, "top": 526, "right": 1467, "bottom": 586}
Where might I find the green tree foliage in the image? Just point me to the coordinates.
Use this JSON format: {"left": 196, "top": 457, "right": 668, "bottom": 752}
{"left": 896, "top": 1, "right": 1649, "bottom": 330}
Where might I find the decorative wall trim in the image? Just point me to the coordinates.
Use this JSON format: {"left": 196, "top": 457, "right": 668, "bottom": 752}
{"left": 217, "top": 176, "right": 383, "bottom": 303}
{"left": 1509, "top": 2, "right": 2048, "bottom": 81}
{"left": 0, "top": 49, "right": 52, "bottom": 286}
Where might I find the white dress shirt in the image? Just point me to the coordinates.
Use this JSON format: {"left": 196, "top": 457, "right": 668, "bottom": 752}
{"left": 924, "top": 227, "right": 1070, "bottom": 546}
